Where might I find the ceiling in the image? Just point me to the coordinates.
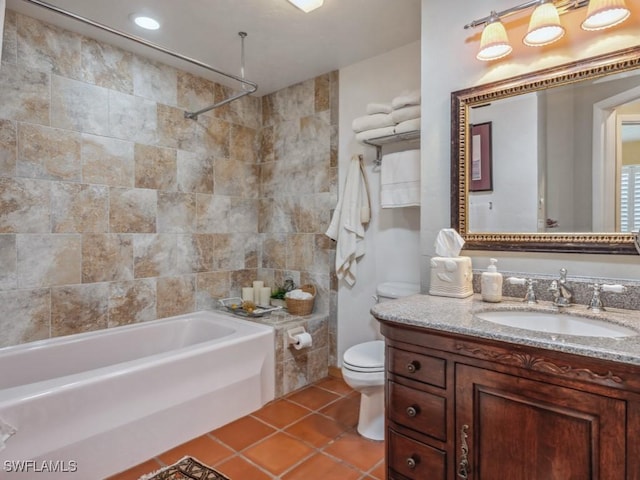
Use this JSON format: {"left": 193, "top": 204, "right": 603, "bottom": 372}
{"left": 7, "top": 0, "right": 422, "bottom": 96}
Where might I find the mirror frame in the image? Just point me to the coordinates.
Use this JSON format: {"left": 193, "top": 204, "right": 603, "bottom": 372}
{"left": 452, "top": 46, "right": 640, "bottom": 255}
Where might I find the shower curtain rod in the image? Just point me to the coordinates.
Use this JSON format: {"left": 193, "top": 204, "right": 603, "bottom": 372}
{"left": 20, "top": 0, "right": 258, "bottom": 120}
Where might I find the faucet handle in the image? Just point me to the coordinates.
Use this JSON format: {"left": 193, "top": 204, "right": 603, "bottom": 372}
{"left": 507, "top": 277, "right": 538, "bottom": 304}
{"left": 588, "top": 284, "right": 627, "bottom": 313}
{"left": 559, "top": 268, "right": 568, "bottom": 282}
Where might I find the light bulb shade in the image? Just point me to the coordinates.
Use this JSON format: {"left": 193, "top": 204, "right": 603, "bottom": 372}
{"left": 581, "top": 0, "right": 630, "bottom": 30}
{"left": 524, "top": 2, "right": 565, "bottom": 46}
{"left": 287, "top": 0, "right": 324, "bottom": 13}
{"left": 477, "top": 19, "right": 513, "bottom": 61}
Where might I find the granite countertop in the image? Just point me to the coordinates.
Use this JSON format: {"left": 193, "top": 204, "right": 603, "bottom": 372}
{"left": 371, "top": 293, "right": 640, "bottom": 366}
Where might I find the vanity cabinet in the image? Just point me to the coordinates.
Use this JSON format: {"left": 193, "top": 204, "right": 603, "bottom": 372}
{"left": 380, "top": 321, "right": 640, "bottom": 480}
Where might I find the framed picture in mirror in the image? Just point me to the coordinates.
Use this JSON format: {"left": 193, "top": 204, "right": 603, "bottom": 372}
{"left": 470, "top": 122, "right": 492, "bottom": 192}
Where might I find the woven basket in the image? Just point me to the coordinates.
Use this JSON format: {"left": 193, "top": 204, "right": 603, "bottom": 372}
{"left": 285, "top": 284, "right": 316, "bottom": 316}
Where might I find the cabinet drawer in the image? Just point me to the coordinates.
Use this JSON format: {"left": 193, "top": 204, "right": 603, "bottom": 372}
{"left": 389, "top": 381, "right": 447, "bottom": 441}
{"left": 388, "top": 429, "right": 446, "bottom": 480}
{"left": 388, "top": 347, "right": 446, "bottom": 388}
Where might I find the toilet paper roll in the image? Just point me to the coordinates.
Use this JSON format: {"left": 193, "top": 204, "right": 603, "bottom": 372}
{"left": 293, "top": 332, "right": 312, "bottom": 350}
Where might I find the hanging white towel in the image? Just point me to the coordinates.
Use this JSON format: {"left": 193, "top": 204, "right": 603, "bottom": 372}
{"left": 392, "top": 90, "right": 421, "bottom": 110}
{"left": 391, "top": 105, "right": 421, "bottom": 124}
{"left": 352, "top": 113, "right": 394, "bottom": 133}
{"left": 366, "top": 102, "right": 392, "bottom": 115}
{"left": 326, "top": 155, "right": 371, "bottom": 286}
{"left": 0, "top": 0, "right": 5, "bottom": 62}
{"left": 380, "top": 150, "right": 421, "bottom": 208}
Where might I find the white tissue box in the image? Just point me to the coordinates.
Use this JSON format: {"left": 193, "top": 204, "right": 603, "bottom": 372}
{"left": 429, "top": 256, "right": 473, "bottom": 298}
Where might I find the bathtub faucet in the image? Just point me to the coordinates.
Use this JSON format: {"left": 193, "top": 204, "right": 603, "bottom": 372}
{"left": 548, "top": 268, "right": 573, "bottom": 307}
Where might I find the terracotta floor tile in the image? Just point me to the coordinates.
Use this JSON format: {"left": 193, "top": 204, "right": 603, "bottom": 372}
{"left": 106, "top": 458, "right": 162, "bottom": 480}
{"left": 323, "top": 431, "right": 385, "bottom": 471}
{"left": 157, "top": 434, "right": 234, "bottom": 466}
{"left": 284, "top": 413, "right": 346, "bottom": 448}
{"left": 252, "top": 398, "right": 311, "bottom": 429}
{"left": 314, "top": 376, "right": 353, "bottom": 396}
{"left": 214, "top": 455, "right": 273, "bottom": 480}
{"left": 319, "top": 392, "right": 360, "bottom": 428}
{"left": 211, "top": 415, "right": 276, "bottom": 451}
{"left": 243, "top": 432, "right": 314, "bottom": 475}
{"left": 369, "top": 459, "right": 386, "bottom": 479}
{"left": 287, "top": 385, "right": 341, "bottom": 411}
{"left": 281, "top": 452, "right": 362, "bottom": 480}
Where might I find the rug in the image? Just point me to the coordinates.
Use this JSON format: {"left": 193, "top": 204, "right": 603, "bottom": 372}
{"left": 139, "top": 456, "right": 230, "bottom": 480}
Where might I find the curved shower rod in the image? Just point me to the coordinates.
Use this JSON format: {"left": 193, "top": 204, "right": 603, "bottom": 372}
{"left": 20, "top": 0, "right": 258, "bottom": 120}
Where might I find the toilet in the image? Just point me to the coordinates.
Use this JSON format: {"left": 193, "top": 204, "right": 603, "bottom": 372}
{"left": 341, "top": 281, "right": 420, "bottom": 441}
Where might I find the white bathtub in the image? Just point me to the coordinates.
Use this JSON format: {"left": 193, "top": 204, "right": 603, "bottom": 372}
{"left": 0, "top": 310, "right": 275, "bottom": 479}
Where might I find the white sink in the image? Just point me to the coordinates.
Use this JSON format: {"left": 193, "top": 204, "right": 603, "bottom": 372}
{"left": 475, "top": 310, "right": 637, "bottom": 338}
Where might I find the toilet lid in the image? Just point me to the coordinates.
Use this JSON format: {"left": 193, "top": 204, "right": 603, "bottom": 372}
{"left": 343, "top": 340, "right": 384, "bottom": 372}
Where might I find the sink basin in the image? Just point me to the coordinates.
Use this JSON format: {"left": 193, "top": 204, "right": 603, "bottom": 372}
{"left": 475, "top": 310, "right": 637, "bottom": 338}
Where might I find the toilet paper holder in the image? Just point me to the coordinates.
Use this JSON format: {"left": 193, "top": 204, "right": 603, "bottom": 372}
{"left": 287, "top": 327, "right": 310, "bottom": 347}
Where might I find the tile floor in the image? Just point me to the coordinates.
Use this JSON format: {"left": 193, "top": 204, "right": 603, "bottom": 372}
{"left": 108, "top": 376, "right": 385, "bottom": 480}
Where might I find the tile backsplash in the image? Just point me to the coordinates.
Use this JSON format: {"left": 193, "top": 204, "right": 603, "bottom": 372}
{"left": 0, "top": 10, "right": 337, "bottom": 348}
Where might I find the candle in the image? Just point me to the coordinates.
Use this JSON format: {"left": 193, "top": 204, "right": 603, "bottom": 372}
{"left": 252, "top": 280, "right": 264, "bottom": 291}
{"left": 242, "top": 287, "right": 254, "bottom": 302}
{"left": 259, "top": 287, "right": 272, "bottom": 307}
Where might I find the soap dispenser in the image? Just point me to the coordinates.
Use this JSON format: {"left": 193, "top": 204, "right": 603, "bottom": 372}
{"left": 481, "top": 258, "right": 503, "bottom": 303}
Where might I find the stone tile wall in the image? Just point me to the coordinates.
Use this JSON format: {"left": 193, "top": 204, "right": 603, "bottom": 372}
{"left": 0, "top": 9, "right": 337, "bottom": 359}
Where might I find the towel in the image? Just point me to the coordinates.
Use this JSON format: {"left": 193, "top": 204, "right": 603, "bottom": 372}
{"left": 395, "top": 117, "right": 421, "bottom": 134}
{"left": 326, "top": 155, "right": 371, "bottom": 286}
{"left": 380, "top": 150, "right": 421, "bottom": 208}
{"left": 0, "top": 0, "right": 5, "bottom": 62}
{"left": 355, "top": 125, "right": 396, "bottom": 143}
{"left": 392, "top": 90, "right": 421, "bottom": 110}
{"left": 352, "top": 113, "right": 394, "bottom": 133}
{"left": 366, "top": 103, "right": 392, "bottom": 115}
{"left": 391, "top": 105, "right": 421, "bottom": 124}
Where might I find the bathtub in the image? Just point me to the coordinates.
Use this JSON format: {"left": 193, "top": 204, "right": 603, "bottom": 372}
{"left": 0, "top": 310, "right": 275, "bottom": 479}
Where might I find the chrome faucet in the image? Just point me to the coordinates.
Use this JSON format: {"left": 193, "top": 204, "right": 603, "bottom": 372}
{"left": 548, "top": 268, "right": 573, "bottom": 307}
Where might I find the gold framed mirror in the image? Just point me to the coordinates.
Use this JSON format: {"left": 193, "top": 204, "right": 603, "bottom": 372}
{"left": 452, "top": 46, "right": 640, "bottom": 254}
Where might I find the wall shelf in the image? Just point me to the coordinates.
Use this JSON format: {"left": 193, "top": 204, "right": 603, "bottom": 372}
{"left": 362, "top": 130, "right": 420, "bottom": 165}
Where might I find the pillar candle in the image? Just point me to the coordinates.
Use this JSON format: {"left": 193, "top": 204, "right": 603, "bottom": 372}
{"left": 259, "top": 287, "right": 272, "bottom": 306}
{"left": 242, "top": 287, "right": 254, "bottom": 302}
{"left": 252, "top": 280, "right": 264, "bottom": 291}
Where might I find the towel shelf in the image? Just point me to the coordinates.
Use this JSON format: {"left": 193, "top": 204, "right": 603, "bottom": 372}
{"left": 362, "top": 130, "right": 420, "bottom": 165}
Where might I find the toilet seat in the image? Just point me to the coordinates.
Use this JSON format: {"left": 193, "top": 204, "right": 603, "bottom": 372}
{"left": 343, "top": 340, "right": 384, "bottom": 373}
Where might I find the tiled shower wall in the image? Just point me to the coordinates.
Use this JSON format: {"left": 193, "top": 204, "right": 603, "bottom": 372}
{"left": 0, "top": 10, "right": 337, "bottom": 357}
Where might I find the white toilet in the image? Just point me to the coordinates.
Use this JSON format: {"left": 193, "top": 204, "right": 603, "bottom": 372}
{"left": 341, "top": 281, "right": 420, "bottom": 441}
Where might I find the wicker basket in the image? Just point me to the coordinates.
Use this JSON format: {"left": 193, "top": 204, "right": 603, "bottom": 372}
{"left": 285, "top": 284, "right": 316, "bottom": 316}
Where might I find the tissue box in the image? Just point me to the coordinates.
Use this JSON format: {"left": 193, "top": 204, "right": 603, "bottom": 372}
{"left": 429, "top": 256, "right": 473, "bottom": 298}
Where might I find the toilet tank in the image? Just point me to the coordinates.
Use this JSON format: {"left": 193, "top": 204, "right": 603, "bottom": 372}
{"left": 376, "top": 281, "right": 420, "bottom": 302}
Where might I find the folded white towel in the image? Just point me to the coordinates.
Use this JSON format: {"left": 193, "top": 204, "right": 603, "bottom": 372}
{"left": 355, "top": 126, "right": 396, "bottom": 144}
{"left": 352, "top": 113, "right": 394, "bottom": 133}
{"left": 366, "top": 103, "right": 392, "bottom": 115}
{"left": 325, "top": 155, "right": 371, "bottom": 285}
{"left": 395, "top": 117, "right": 421, "bottom": 134}
{"left": 391, "top": 105, "right": 421, "bottom": 124}
{"left": 380, "top": 150, "right": 421, "bottom": 209}
{"left": 392, "top": 90, "right": 421, "bottom": 110}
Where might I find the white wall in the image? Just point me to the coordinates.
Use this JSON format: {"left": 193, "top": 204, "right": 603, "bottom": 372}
{"left": 337, "top": 41, "right": 421, "bottom": 363}
{"left": 421, "top": 0, "right": 640, "bottom": 284}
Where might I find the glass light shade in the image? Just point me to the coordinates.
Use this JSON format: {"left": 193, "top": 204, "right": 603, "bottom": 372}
{"left": 581, "top": 0, "right": 630, "bottom": 30}
{"left": 132, "top": 15, "right": 160, "bottom": 30}
{"left": 477, "top": 20, "right": 513, "bottom": 61}
{"left": 287, "top": 0, "right": 324, "bottom": 13}
{"left": 523, "top": 2, "right": 565, "bottom": 46}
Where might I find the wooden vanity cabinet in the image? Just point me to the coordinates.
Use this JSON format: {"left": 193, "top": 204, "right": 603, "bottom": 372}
{"left": 380, "top": 321, "right": 640, "bottom": 480}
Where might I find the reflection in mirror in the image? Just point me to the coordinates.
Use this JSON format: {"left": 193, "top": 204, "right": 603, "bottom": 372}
{"left": 452, "top": 46, "right": 640, "bottom": 254}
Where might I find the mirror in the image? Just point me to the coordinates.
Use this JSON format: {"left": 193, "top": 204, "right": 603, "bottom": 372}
{"left": 452, "top": 46, "right": 640, "bottom": 254}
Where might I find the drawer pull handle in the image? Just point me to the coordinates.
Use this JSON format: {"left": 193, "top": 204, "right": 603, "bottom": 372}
{"left": 406, "top": 405, "right": 419, "bottom": 417}
{"left": 406, "top": 360, "right": 421, "bottom": 373}
{"left": 406, "top": 455, "right": 418, "bottom": 469}
{"left": 457, "top": 424, "right": 470, "bottom": 479}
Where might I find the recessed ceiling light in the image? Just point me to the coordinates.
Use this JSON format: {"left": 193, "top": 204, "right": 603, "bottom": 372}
{"left": 131, "top": 15, "right": 160, "bottom": 30}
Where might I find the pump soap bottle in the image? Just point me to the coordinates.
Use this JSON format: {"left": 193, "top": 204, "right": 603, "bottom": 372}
{"left": 481, "top": 258, "right": 503, "bottom": 303}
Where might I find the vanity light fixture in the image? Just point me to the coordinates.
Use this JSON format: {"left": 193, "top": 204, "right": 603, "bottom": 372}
{"left": 581, "top": 0, "right": 631, "bottom": 30}
{"left": 131, "top": 14, "right": 160, "bottom": 30}
{"left": 287, "top": 0, "right": 324, "bottom": 13}
{"left": 466, "top": 0, "right": 631, "bottom": 61}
